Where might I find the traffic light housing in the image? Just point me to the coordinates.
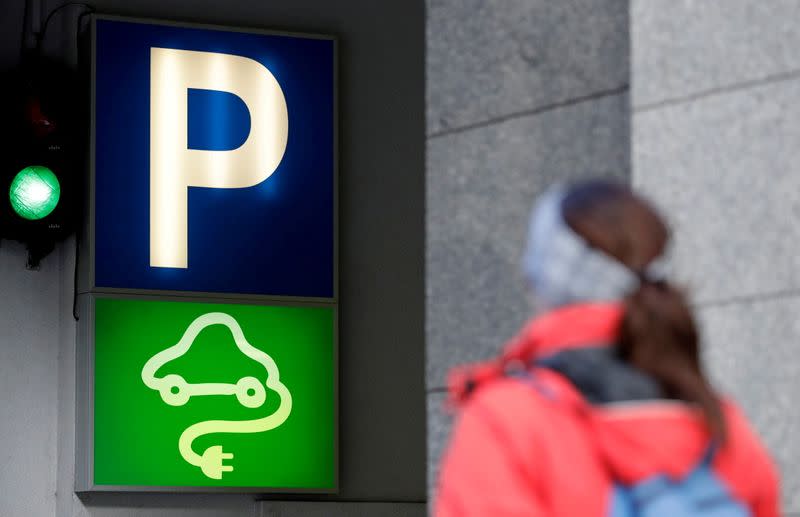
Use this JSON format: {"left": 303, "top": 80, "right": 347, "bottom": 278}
{"left": 0, "top": 56, "right": 81, "bottom": 267}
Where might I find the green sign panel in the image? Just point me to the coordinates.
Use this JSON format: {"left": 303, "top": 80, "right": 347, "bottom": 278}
{"left": 91, "top": 297, "right": 335, "bottom": 489}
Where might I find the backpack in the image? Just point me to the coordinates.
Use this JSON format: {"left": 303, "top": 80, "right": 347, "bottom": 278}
{"left": 607, "top": 446, "right": 751, "bottom": 517}
{"left": 513, "top": 372, "right": 752, "bottom": 517}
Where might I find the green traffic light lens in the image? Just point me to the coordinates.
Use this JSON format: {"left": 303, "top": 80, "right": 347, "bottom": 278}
{"left": 9, "top": 165, "right": 61, "bottom": 220}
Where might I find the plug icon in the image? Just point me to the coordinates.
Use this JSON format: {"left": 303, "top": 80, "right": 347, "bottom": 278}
{"left": 198, "top": 445, "right": 234, "bottom": 480}
{"left": 142, "top": 312, "right": 293, "bottom": 480}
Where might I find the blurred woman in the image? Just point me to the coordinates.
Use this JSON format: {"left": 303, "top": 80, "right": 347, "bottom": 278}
{"left": 434, "top": 180, "right": 779, "bottom": 517}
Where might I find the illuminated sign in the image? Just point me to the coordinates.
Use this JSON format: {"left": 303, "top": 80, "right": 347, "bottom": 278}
{"left": 82, "top": 297, "right": 335, "bottom": 489}
{"left": 78, "top": 16, "right": 338, "bottom": 493}
{"left": 149, "top": 48, "right": 289, "bottom": 269}
{"left": 91, "top": 17, "right": 336, "bottom": 298}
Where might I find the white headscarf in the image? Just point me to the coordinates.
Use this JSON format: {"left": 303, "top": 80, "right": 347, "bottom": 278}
{"left": 522, "top": 185, "right": 668, "bottom": 313}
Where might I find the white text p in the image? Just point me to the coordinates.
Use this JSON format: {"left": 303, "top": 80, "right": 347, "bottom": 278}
{"left": 149, "top": 48, "right": 288, "bottom": 269}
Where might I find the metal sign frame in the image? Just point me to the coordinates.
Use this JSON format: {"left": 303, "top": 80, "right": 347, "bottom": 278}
{"left": 76, "top": 14, "right": 339, "bottom": 494}
{"left": 78, "top": 14, "right": 339, "bottom": 304}
{"left": 76, "top": 293, "right": 339, "bottom": 493}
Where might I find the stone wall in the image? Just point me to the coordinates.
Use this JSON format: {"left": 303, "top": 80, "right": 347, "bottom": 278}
{"left": 426, "top": 0, "right": 631, "bottom": 500}
{"left": 632, "top": 1, "right": 800, "bottom": 513}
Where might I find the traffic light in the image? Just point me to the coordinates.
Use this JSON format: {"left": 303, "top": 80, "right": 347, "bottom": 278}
{"left": 0, "top": 56, "right": 81, "bottom": 268}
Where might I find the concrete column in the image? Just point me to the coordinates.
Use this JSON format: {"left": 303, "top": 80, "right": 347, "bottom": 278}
{"left": 0, "top": 242, "right": 60, "bottom": 517}
{"left": 632, "top": 1, "right": 800, "bottom": 513}
{"left": 426, "top": 0, "right": 631, "bottom": 501}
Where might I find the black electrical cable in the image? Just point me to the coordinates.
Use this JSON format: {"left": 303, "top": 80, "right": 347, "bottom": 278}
{"left": 20, "top": 0, "right": 31, "bottom": 52}
{"left": 73, "top": 232, "right": 80, "bottom": 320}
{"left": 77, "top": 9, "right": 94, "bottom": 33}
{"left": 36, "top": 2, "right": 95, "bottom": 52}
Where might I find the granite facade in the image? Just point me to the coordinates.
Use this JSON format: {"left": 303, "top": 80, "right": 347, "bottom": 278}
{"left": 426, "top": 0, "right": 631, "bottom": 505}
{"left": 633, "top": 1, "right": 800, "bottom": 512}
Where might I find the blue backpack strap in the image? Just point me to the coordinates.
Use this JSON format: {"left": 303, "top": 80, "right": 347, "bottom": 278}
{"left": 620, "top": 442, "right": 751, "bottom": 517}
{"left": 699, "top": 442, "right": 718, "bottom": 467}
{"left": 507, "top": 368, "right": 558, "bottom": 401}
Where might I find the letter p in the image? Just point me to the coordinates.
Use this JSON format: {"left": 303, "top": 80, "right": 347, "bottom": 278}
{"left": 149, "top": 48, "right": 288, "bottom": 268}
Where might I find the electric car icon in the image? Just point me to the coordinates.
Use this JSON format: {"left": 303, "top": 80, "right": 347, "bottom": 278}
{"left": 141, "top": 312, "right": 292, "bottom": 480}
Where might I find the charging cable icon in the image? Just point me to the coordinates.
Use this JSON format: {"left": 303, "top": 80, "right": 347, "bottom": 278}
{"left": 141, "top": 312, "right": 292, "bottom": 479}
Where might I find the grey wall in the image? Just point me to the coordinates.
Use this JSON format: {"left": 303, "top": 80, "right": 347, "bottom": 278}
{"left": 425, "top": 0, "right": 630, "bottom": 502}
{"left": 0, "top": 4, "right": 59, "bottom": 515}
{"left": 631, "top": 1, "right": 800, "bottom": 514}
{"left": 0, "top": 241, "right": 61, "bottom": 517}
{"left": 1, "top": 1, "right": 426, "bottom": 516}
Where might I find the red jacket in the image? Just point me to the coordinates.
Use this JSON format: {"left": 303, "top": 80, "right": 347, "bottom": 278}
{"left": 434, "top": 304, "right": 780, "bottom": 517}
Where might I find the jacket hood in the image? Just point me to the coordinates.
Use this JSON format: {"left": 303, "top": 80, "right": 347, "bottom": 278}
{"left": 448, "top": 302, "right": 718, "bottom": 482}
{"left": 588, "top": 398, "right": 714, "bottom": 483}
{"left": 447, "top": 303, "right": 625, "bottom": 405}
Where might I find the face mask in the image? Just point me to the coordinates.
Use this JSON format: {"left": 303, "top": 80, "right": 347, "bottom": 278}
{"left": 521, "top": 185, "right": 668, "bottom": 313}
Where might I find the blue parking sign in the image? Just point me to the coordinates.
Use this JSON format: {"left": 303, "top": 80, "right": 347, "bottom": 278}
{"left": 92, "top": 18, "right": 335, "bottom": 299}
